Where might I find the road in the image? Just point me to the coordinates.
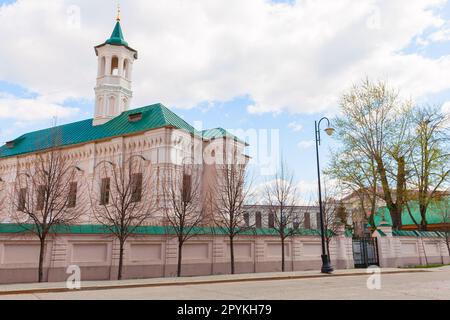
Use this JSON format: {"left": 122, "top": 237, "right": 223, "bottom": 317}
{"left": 1, "top": 267, "right": 450, "bottom": 300}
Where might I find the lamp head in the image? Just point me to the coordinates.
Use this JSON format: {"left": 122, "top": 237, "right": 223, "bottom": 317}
{"left": 324, "top": 127, "right": 335, "bottom": 136}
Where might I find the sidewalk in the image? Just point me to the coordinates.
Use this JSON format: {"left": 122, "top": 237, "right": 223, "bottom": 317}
{"left": 0, "top": 267, "right": 432, "bottom": 296}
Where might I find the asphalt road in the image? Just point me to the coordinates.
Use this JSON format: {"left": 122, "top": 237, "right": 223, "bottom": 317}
{"left": 1, "top": 267, "right": 450, "bottom": 300}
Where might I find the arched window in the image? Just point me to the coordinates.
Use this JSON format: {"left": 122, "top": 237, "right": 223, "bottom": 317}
{"left": 108, "top": 96, "right": 116, "bottom": 114}
{"left": 111, "top": 56, "right": 119, "bottom": 76}
{"left": 100, "top": 57, "right": 106, "bottom": 76}
{"left": 123, "top": 59, "right": 129, "bottom": 79}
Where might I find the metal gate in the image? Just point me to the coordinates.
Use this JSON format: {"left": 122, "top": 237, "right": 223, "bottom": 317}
{"left": 352, "top": 237, "right": 379, "bottom": 268}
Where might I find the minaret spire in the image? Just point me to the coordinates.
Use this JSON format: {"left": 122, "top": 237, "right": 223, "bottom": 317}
{"left": 116, "top": 2, "right": 121, "bottom": 22}
{"left": 93, "top": 2, "right": 138, "bottom": 126}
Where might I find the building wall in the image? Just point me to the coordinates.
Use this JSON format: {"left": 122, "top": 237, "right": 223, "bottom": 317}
{"left": 242, "top": 206, "right": 321, "bottom": 230}
{"left": 0, "top": 127, "right": 246, "bottom": 225}
{"left": 0, "top": 231, "right": 352, "bottom": 284}
{"left": 375, "top": 233, "right": 450, "bottom": 268}
{"left": 0, "top": 227, "right": 448, "bottom": 284}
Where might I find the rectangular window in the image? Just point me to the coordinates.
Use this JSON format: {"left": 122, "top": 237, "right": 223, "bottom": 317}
{"left": 131, "top": 173, "right": 143, "bottom": 203}
{"left": 182, "top": 173, "right": 192, "bottom": 202}
{"left": 100, "top": 178, "right": 111, "bottom": 205}
{"left": 268, "top": 213, "right": 275, "bottom": 228}
{"left": 68, "top": 182, "right": 78, "bottom": 208}
{"left": 243, "top": 212, "right": 249, "bottom": 227}
{"left": 36, "top": 185, "right": 46, "bottom": 211}
{"left": 255, "top": 212, "right": 262, "bottom": 228}
{"left": 304, "top": 212, "right": 311, "bottom": 229}
{"left": 18, "top": 188, "right": 27, "bottom": 212}
{"left": 316, "top": 212, "right": 321, "bottom": 230}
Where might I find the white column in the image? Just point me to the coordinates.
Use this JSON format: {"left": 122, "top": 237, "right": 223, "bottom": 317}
{"left": 105, "top": 56, "right": 112, "bottom": 75}
{"left": 97, "top": 56, "right": 103, "bottom": 77}
{"left": 118, "top": 57, "right": 124, "bottom": 77}
{"left": 128, "top": 62, "right": 134, "bottom": 81}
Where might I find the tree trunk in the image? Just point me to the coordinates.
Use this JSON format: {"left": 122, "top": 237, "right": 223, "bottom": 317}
{"left": 38, "top": 237, "right": 46, "bottom": 283}
{"left": 419, "top": 204, "right": 428, "bottom": 231}
{"left": 230, "top": 235, "right": 235, "bottom": 275}
{"left": 376, "top": 156, "right": 404, "bottom": 231}
{"left": 326, "top": 239, "right": 331, "bottom": 260}
{"left": 281, "top": 237, "right": 285, "bottom": 272}
{"left": 117, "top": 240, "right": 125, "bottom": 280}
{"left": 177, "top": 241, "right": 183, "bottom": 277}
{"left": 390, "top": 208, "right": 402, "bottom": 231}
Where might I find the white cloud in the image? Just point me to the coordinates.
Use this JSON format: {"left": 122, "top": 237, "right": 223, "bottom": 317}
{"left": 297, "top": 140, "right": 314, "bottom": 149}
{"left": 0, "top": 0, "right": 449, "bottom": 116}
{"left": 251, "top": 178, "right": 317, "bottom": 205}
{"left": 288, "top": 121, "right": 303, "bottom": 132}
{"left": 0, "top": 94, "right": 79, "bottom": 122}
{"left": 429, "top": 29, "right": 450, "bottom": 42}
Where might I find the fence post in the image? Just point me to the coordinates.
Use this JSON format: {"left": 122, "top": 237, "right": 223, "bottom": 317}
{"left": 335, "top": 223, "right": 353, "bottom": 269}
{"left": 372, "top": 221, "right": 394, "bottom": 268}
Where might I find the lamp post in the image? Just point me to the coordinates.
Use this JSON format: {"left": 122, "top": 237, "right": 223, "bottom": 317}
{"left": 315, "top": 117, "right": 335, "bottom": 274}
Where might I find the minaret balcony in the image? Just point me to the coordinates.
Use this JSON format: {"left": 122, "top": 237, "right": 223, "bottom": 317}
{"left": 96, "top": 75, "right": 131, "bottom": 87}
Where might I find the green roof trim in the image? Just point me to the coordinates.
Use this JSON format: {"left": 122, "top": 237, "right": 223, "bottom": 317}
{"left": 0, "top": 223, "right": 328, "bottom": 237}
{"left": 0, "top": 104, "right": 202, "bottom": 159}
{"left": 201, "top": 128, "right": 246, "bottom": 145}
{"left": 376, "top": 229, "right": 387, "bottom": 237}
{"left": 105, "top": 21, "right": 128, "bottom": 46}
{"left": 392, "top": 230, "right": 443, "bottom": 238}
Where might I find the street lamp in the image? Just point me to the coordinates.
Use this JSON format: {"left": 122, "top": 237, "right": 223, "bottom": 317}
{"left": 315, "top": 117, "right": 334, "bottom": 274}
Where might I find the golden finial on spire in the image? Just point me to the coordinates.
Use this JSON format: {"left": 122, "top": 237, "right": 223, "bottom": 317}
{"left": 116, "top": 2, "right": 121, "bottom": 21}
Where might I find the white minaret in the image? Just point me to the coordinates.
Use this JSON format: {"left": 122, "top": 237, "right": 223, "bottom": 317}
{"left": 93, "top": 10, "right": 138, "bottom": 126}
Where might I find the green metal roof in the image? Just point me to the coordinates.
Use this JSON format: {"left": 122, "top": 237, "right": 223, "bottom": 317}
{"left": 94, "top": 20, "right": 138, "bottom": 58}
{"left": 371, "top": 200, "right": 450, "bottom": 228}
{"left": 105, "top": 21, "right": 128, "bottom": 46}
{"left": 0, "top": 103, "right": 199, "bottom": 159}
{"left": 0, "top": 103, "right": 248, "bottom": 159}
{"left": 201, "top": 128, "right": 247, "bottom": 145}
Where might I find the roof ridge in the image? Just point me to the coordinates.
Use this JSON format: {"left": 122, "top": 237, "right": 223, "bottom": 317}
{"left": 158, "top": 104, "right": 199, "bottom": 134}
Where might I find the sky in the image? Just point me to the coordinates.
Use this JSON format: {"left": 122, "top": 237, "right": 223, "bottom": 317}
{"left": 0, "top": 0, "right": 450, "bottom": 202}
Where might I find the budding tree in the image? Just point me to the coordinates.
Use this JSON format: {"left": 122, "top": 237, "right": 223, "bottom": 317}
{"left": 334, "top": 79, "right": 413, "bottom": 230}
{"left": 407, "top": 105, "right": 450, "bottom": 230}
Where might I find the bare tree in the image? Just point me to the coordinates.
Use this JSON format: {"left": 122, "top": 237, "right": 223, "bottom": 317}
{"left": 334, "top": 79, "right": 413, "bottom": 230}
{"left": 321, "top": 181, "right": 348, "bottom": 258}
{"left": 407, "top": 105, "right": 450, "bottom": 230}
{"left": 210, "top": 147, "right": 253, "bottom": 274}
{"left": 90, "top": 154, "right": 157, "bottom": 280}
{"left": 264, "top": 161, "right": 301, "bottom": 272}
{"left": 10, "top": 149, "right": 87, "bottom": 282}
{"left": 163, "top": 163, "right": 204, "bottom": 277}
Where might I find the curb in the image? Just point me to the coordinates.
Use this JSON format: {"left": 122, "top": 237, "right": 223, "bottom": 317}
{"left": 0, "top": 269, "right": 429, "bottom": 296}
